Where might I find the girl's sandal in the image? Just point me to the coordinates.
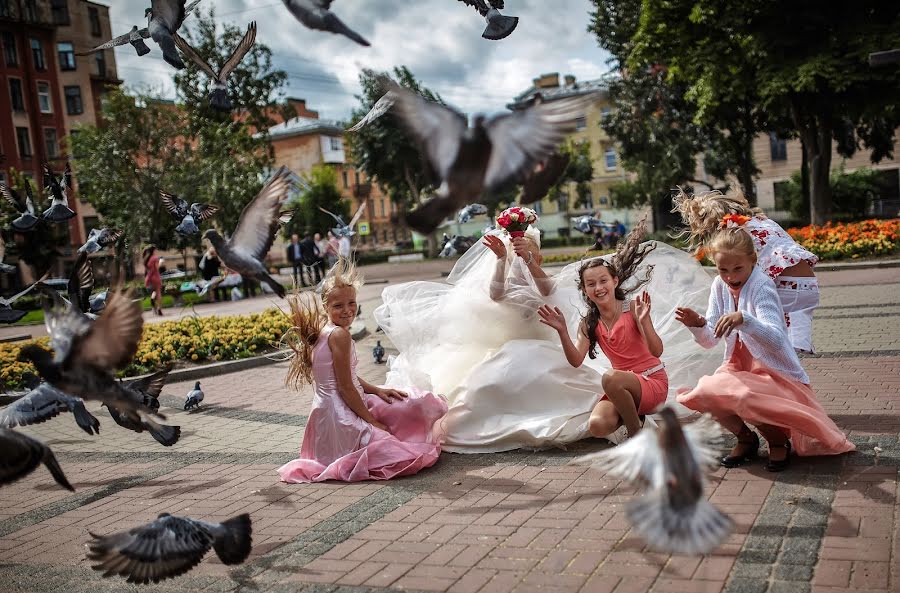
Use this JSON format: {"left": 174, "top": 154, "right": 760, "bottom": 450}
{"left": 721, "top": 430, "right": 760, "bottom": 468}
{"left": 766, "top": 440, "right": 792, "bottom": 473}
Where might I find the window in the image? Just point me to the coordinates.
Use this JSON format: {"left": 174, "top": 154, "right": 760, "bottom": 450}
{"left": 9, "top": 78, "right": 24, "bottom": 111}
{"left": 329, "top": 136, "right": 341, "bottom": 151}
{"left": 2, "top": 32, "right": 16, "bottom": 66}
{"left": 383, "top": 229, "right": 389, "bottom": 243}
{"left": 88, "top": 7, "right": 101, "bottom": 36}
{"left": 354, "top": 171, "right": 360, "bottom": 185}
{"left": 44, "top": 128, "right": 58, "bottom": 158}
{"left": 582, "top": 194, "right": 593, "bottom": 210}
{"left": 30, "top": 38, "right": 45, "bottom": 70}
{"left": 57, "top": 42, "right": 75, "bottom": 70}
{"left": 15, "top": 127, "right": 32, "bottom": 159}
{"left": 0, "top": 1, "right": 12, "bottom": 19}
{"left": 557, "top": 193, "right": 569, "bottom": 212}
{"left": 23, "top": 0, "right": 37, "bottom": 21}
{"left": 533, "top": 200, "right": 543, "bottom": 215}
{"left": 37, "top": 81, "right": 51, "bottom": 113}
{"left": 600, "top": 107, "right": 611, "bottom": 122}
{"left": 64, "top": 85, "right": 83, "bottom": 114}
{"left": 379, "top": 199, "right": 385, "bottom": 217}
{"left": 342, "top": 170, "right": 348, "bottom": 188}
{"left": 95, "top": 51, "right": 106, "bottom": 77}
{"left": 575, "top": 115, "right": 587, "bottom": 131}
{"left": 50, "top": 0, "right": 69, "bottom": 24}
{"left": 604, "top": 148, "right": 617, "bottom": 170}
{"left": 769, "top": 132, "right": 787, "bottom": 162}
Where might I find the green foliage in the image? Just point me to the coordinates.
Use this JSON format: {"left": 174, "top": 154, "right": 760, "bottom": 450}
{"left": 284, "top": 165, "right": 349, "bottom": 238}
{"left": 548, "top": 139, "right": 595, "bottom": 209}
{"left": 775, "top": 166, "right": 889, "bottom": 222}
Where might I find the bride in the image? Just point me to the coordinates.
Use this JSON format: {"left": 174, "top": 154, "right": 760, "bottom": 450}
{"left": 374, "top": 224, "right": 721, "bottom": 453}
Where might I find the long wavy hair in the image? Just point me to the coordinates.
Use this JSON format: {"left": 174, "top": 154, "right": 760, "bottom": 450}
{"left": 283, "top": 257, "right": 363, "bottom": 388}
{"left": 671, "top": 187, "right": 764, "bottom": 254}
{"left": 577, "top": 215, "right": 656, "bottom": 359}
{"left": 142, "top": 245, "right": 156, "bottom": 267}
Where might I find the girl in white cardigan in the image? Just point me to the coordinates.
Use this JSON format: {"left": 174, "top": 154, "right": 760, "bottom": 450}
{"left": 675, "top": 227, "right": 853, "bottom": 472}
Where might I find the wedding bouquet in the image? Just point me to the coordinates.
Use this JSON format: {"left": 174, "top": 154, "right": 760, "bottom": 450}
{"left": 496, "top": 206, "right": 539, "bottom": 238}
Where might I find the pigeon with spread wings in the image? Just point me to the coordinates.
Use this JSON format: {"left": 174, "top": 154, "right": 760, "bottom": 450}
{"left": 1, "top": 278, "right": 43, "bottom": 324}
{"left": 146, "top": 0, "right": 202, "bottom": 70}
{"left": 319, "top": 200, "right": 367, "bottom": 237}
{"left": 79, "top": 227, "right": 123, "bottom": 254}
{"left": 458, "top": 0, "right": 518, "bottom": 40}
{"left": 0, "top": 235, "right": 14, "bottom": 274}
{"left": 520, "top": 150, "right": 570, "bottom": 204}
{"left": 282, "top": 0, "right": 370, "bottom": 47}
{"left": 382, "top": 78, "right": 595, "bottom": 234}
{"left": 202, "top": 167, "right": 296, "bottom": 298}
{"left": 0, "top": 383, "right": 100, "bottom": 436}
{"left": 77, "top": 0, "right": 201, "bottom": 59}
{"left": 1, "top": 181, "right": 40, "bottom": 231}
{"left": 105, "top": 367, "right": 180, "bottom": 447}
{"left": 347, "top": 91, "right": 397, "bottom": 132}
{"left": 173, "top": 21, "right": 257, "bottom": 112}
{"left": 41, "top": 162, "right": 76, "bottom": 223}
{"left": 159, "top": 191, "right": 219, "bottom": 236}
{"left": 0, "top": 428, "right": 74, "bottom": 491}
{"left": 87, "top": 513, "right": 251, "bottom": 584}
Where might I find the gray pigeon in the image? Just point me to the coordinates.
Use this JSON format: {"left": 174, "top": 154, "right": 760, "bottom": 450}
{"left": 1, "top": 181, "right": 39, "bottom": 231}
{"left": 318, "top": 200, "right": 367, "bottom": 238}
{"left": 78, "top": 0, "right": 201, "bottom": 58}
{"left": 520, "top": 150, "right": 570, "bottom": 203}
{"left": 347, "top": 91, "right": 397, "bottom": 132}
{"left": 0, "top": 235, "right": 15, "bottom": 274}
{"left": 87, "top": 513, "right": 252, "bottom": 584}
{"left": 372, "top": 341, "right": 385, "bottom": 364}
{"left": 89, "top": 290, "right": 108, "bottom": 315}
{"left": 159, "top": 191, "right": 219, "bottom": 236}
{"left": 0, "top": 383, "right": 100, "bottom": 436}
{"left": 381, "top": 78, "right": 595, "bottom": 234}
{"left": 282, "top": 0, "right": 370, "bottom": 47}
{"left": 457, "top": 203, "right": 488, "bottom": 223}
{"left": 202, "top": 167, "right": 296, "bottom": 298}
{"left": 16, "top": 290, "right": 178, "bottom": 442}
{"left": 572, "top": 215, "right": 606, "bottom": 235}
{"left": 33, "top": 251, "right": 97, "bottom": 319}
{"left": 106, "top": 367, "right": 179, "bottom": 446}
{"left": 0, "top": 428, "right": 74, "bottom": 491}
{"left": 183, "top": 381, "right": 203, "bottom": 410}
{"left": 458, "top": 0, "right": 518, "bottom": 40}
{"left": 573, "top": 408, "right": 732, "bottom": 555}
{"left": 173, "top": 21, "right": 257, "bottom": 112}
{"left": 146, "top": 0, "right": 196, "bottom": 70}
{"left": 1, "top": 278, "right": 43, "bottom": 324}
{"left": 439, "top": 234, "right": 476, "bottom": 258}
{"left": 79, "top": 227, "right": 123, "bottom": 254}
{"left": 41, "top": 162, "right": 76, "bottom": 223}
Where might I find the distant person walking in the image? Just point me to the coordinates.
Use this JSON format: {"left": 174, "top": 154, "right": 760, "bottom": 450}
{"left": 198, "top": 247, "right": 227, "bottom": 302}
{"left": 143, "top": 245, "right": 163, "bottom": 316}
{"left": 326, "top": 231, "right": 340, "bottom": 267}
{"left": 300, "top": 233, "right": 323, "bottom": 284}
{"left": 287, "top": 234, "right": 306, "bottom": 287}
{"left": 314, "top": 232, "right": 329, "bottom": 276}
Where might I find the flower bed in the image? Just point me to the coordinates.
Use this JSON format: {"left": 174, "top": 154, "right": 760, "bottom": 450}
{"left": 0, "top": 308, "right": 292, "bottom": 391}
{"left": 787, "top": 219, "right": 900, "bottom": 261}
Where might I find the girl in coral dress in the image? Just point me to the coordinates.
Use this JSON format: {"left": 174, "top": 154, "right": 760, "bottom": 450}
{"left": 278, "top": 258, "right": 447, "bottom": 483}
{"left": 676, "top": 227, "right": 854, "bottom": 472}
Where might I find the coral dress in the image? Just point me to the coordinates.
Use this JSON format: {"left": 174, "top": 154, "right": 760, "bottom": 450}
{"left": 278, "top": 324, "right": 447, "bottom": 483}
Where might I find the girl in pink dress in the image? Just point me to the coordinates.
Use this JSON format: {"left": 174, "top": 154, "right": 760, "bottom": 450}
{"left": 538, "top": 218, "right": 668, "bottom": 440}
{"left": 278, "top": 258, "right": 447, "bottom": 483}
{"left": 676, "top": 227, "right": 854, "bottom": 472}
{"left": 142, "top": 245, "right": 163, "bottom": 316}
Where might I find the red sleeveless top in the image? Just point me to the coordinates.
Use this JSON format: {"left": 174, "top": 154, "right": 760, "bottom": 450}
{"left": 595, "top": 307, "right": 662, "bottom": 375}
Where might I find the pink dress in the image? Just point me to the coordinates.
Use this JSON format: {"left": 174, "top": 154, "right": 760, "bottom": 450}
{"left": 278, "top": 324, "right": 448, "bottom": 483}
{"left": 595, "top": 306, "right": 668, "bottom": 415}
{"left": 144, "top": 254, "right": 162, "bottom": 291}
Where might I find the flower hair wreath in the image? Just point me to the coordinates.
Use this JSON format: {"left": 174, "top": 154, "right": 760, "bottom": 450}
{"left": 719, "top": 214, "right": 751, "bottom": 229}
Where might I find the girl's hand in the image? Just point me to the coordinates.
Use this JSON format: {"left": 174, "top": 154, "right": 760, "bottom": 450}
{"left": 375, "top": 387, "right": 408, "bottom": 403}
{"left": 675, "top": 307, "right": 705, "bottom": 328}
{"left": 482, "top": 235, "right": 507, "bottom": 259}
{"left": 633, "top": 291, "right": 651, "bottom": 323}
{"left": 714, "top": 311, "right": 744, "bottom": 338}
{"left": 538, "top": 305, "right": 567, "bottom": 333}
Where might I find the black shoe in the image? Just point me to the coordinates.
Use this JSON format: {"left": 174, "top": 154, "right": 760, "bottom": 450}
{"left": 766, "top": 440, "right": 792, "bottom": 472}
{"left": 721, "top": 431, "right": 760, "bottom": 468}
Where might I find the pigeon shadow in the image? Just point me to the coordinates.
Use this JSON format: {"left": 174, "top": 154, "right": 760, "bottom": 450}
{"left": 252, "top": 485, "right": 296, "bottom": 507}
{"left": 45, "top": 439, "right": 92, "bottom": 446}
{"left": 33, "top": 476, "right": 126, "bottom": 491}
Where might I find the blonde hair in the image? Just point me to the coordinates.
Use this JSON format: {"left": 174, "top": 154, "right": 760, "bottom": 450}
{"left": 284, "top": 257, "right": 363, "bottom": 388}
{"left": 707, "top": 228, "right": 757, "bottom": 261}
{"left": 671, "top": 187, "right": 764, "bottom": 253}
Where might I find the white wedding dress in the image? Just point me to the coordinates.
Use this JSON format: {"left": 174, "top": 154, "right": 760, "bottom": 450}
{"left": 374, "top": 229, "right": 723, "bottom": 453}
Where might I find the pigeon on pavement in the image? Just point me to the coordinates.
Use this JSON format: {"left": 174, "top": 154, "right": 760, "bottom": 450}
{"left": 0, "top": 428, "right": 74, "bottom": 491}
{"left": 1, "top": 181, "right": 40, "bottom": 231}
{"left": 173, "top": 21, "right": 257, "bottom": 111}
{"left": 372, "top": 341, "right": 385, "bottom": 364}
{"left": 0, "top": 383, "right": 100, "bottom": 436}
{"left": 183, "top": 381, "right": 204, "bottom": 410}
{"left": 203, "top": 167, "right": 296, "bottom": 298}
{"left": 159, "top": 191, "right": 219, "bottom": 236}
{"left": 281, "top": 0, "right": 370, "bottom": 47}
{"left": 79, "top": 227, "right": 123, "bottom": 254}
{"left": 41, "top": 162, "right": 76, "bottom": 223}
{"left": 87, "top": 513, "right": 252, "bottom": 584}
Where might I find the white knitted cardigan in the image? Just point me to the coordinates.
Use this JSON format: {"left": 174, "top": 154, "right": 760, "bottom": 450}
{"left": 688, "top": 266, "right": 810, "bottom": 384}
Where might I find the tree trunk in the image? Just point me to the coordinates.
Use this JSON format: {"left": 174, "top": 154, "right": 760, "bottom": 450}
{"left": 791, "top": 98, "right": 832, "bottom": 225}
{"left": 737, "top": 110, "right": 757, "bottom": 205}
{"left": 799, "top": 137, "right": 810, "bottom": 225}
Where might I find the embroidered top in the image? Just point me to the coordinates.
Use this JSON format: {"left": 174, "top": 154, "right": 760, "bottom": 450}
{"left": 745, "top": 216, "right": 818, "bottom": 279}
{"left": 687, "top": 266, "right": 809, "bottom": 384}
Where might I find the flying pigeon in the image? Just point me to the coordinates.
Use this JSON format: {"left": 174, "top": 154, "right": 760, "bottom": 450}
{"left": 457, "top": 203, "right": 488, "bottom": 223}
{"left": 79, "top": 227, "right": 123, "bottom": 254}
{"left": 0, "top": 428, "right": 74, "bottom": 491}
{"left": 202, "top": 167, "right": 296, "bottom": 299}
{"left": 0, "top": 235, "right": 15, "bottom": 274}
{"left": 89, "top": 290, "right": 108, "bottom": 315}
{"left": 439, "top": 234, "right": 476, "bottom": 258}
{"left": 183, "top": 381, "right": 204, "bottom": 410}
{"left": 87, "top": 513, "right": 252, "bottom": 584}
{"left": 573, "top": 408, "right": 732, "bottom": 555}
{"left": 159, "top": 191, "right": 219, "bottom": 236}
{"left": 77, "top": 0, "right": 201, "bottom": 59}
{"left": 381, "top": 78, "right": 595, "bottom": 234}
{"left": 1, "top": 181, "right": 40, "bottom": 231}
{"left": 572, "top": 215, "right": 606, "bottom": 235}
{"left": 173, "top": 21, "right": 257, "bottom": 111}
{"left": 33, "top": 251, "right": 100, "bottom": 319}
{"left": 105, "top": 367, "right": 179, "bottom": 447}
{"left": 347, "top": 91, "right": 397, "bottom": 132}
{"left": 146, "top": 0, "right": 203, "bottom": 70}
{"left": 372, "top": 341, "right": 385, "bottom": 364}
{"left": 520, "top": 150, "right": 570, "bottom": 203}
{"left": 16, "top": 290, "right": 178, "bottom": 442}
{"left": 281, "top": 0, "right": 370, "bottom": 47}
{"left": 458, "top": 0, "right": 518, "bottom": 40}
{"left": 319, "top": 200, "right": 367, "bottom": 238}
{"left": 0, "top": 278, "right": 43, "bottom": 324}
{"left": 0, "top": 383, "right": 100, "bottom": 436}
{"left": 41, "top": 162, "right": 76, "bottom": 223}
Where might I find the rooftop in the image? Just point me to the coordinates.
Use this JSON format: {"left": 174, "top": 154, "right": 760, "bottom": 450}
{"left": 507, "top": 72, "right": 613, "bottom": 110}
{"left": 267, "top": 117, "right": 344, "bottom": 139}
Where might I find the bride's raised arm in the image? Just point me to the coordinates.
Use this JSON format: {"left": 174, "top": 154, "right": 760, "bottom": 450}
{"left": 511, "top": 237, "right": 554, "bottom": 297}
{"left": 483, "top": 234, "right": 509, "bottom": 301}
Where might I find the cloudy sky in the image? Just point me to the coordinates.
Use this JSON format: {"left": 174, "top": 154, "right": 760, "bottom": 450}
{"left": 109, "top": 0, "right": 612, "bottom": 120}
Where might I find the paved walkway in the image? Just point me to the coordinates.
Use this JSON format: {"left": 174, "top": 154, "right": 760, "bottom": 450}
{"left": 0, "top": 268, "right": 899, "bottom": 593}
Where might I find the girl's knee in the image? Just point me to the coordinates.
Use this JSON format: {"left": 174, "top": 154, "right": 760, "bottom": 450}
{"left": 601, "top": 370, "right": 624, "bottom": 391}
{"left": 588, "top": 410, "right": 620, "bottom": 438}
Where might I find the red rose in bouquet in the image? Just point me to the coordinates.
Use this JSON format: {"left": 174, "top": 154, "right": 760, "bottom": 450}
{"left": 496, "top": 206, "right": 538, "bottom": 238}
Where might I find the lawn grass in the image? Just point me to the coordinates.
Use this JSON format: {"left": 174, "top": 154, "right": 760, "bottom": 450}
{"left": 12, "top": 292, "right": 206, "bottom": 326}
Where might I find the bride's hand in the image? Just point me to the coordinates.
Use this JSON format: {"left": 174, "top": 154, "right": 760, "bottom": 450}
{"left": 511, "top": 238, "right": 534, "bottom": 262}
{"left": 538, "top": 305, "right": 567, "bottom": 333}
{"left": 482, "top": 235, "right": 506, "bottom": 259}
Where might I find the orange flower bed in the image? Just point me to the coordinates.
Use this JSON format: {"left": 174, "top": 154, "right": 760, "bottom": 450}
{"left": 787, "top": 219, "right": 900, "bottom": 260}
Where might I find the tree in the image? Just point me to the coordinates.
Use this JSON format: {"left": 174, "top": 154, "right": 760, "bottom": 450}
{"left": 283, "top": 165, "right": 349, "bottom": 239}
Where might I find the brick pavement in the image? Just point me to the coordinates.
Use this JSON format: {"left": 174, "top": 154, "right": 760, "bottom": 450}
{"left": 0, "top": 268, "right": 899, "bottom": 593}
